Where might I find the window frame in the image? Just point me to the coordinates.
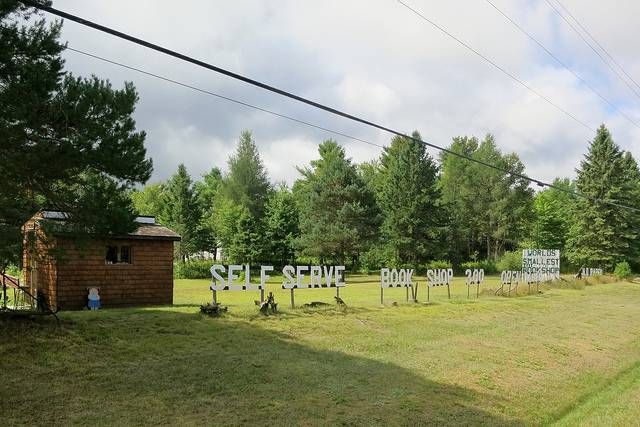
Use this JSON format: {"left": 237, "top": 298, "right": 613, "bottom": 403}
{"left": 105, "top": 245, "right": 133, "bottom": 265}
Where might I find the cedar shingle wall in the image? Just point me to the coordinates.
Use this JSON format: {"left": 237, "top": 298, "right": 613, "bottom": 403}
{"left": 56, "top": 238, "right": 174, "bottom": 310}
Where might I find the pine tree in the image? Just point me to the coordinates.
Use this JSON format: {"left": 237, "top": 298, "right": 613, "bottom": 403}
{"left": 295, "top": 140, "right": 380, "bottom": 264}
{"left": 566, "top": 125, "right": 635, "bottom": 269}
{"left": 0, "top": 2, "right": 152, "bottom": 270}
{"left": 377, "top": 131, "right": 442, "bottom": 266}
{"left": 162, "top": 164, "right": 200, "bottom": 261}
{"left": 222, "top": 130, "right": 271, "bottom": 217}
{"left": 194, "top": 167, "right": 222, "bottom": 257}
{"left": 264, "top": 185, "right": 299, "bottom": 267}
{"left": 215, "top": 131, "right": 271, "bottom": 262}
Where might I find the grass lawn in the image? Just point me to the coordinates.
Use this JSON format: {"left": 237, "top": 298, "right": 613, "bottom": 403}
{"left": 2, "top": 275, "right": 640, "bottom": 425}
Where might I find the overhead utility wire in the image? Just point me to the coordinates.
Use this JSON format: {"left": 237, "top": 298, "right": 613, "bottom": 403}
{"left": 544, "top": 0, "right": 640, "bottom": 102}
{"left": 395, "top": 0, "right": 594, "bottom": 132}
{"left": 24, "top": 1, "right": 640, "bottom": 213}
{"left": 554, "top": 0, "right": 640, "bottom": 94}
{"left": 484, "top": 0, "right": 640, "bottom": 130}
{"left": 64, "top": 47, "right": 384, "bottom": 150}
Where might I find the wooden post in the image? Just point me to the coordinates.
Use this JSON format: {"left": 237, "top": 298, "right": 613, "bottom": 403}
{"left": 467, "top": 283, "right": 470, "bottom": 299}
{"left": 380, "top": 287, "right": 384, "bottom": 305}
{"left": 447, "top": 284, "right": 451, "bottom": 299}
{"left": 260, "top": 288, "right": 265, "bottom": 303}
{"left": 336, "top": 286, "right": 340, "bottom": 299}
{"left": 290, "top": 289, "right": 295, "bottom": 308}
{"left": 405, "top": 286, "right": 409, "bottom": 302}
{"left": 212, "top": 289, "right": 217, "bottom": 304}
{"left": 427, "top": 285, "right": 430, "bottom": 302}
{"left": 476, "top": 282, "right": 480, "bottom": 298}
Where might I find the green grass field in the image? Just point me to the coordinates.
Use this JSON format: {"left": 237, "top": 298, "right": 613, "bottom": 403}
{"left": 2, "top": 275, "right": 640, "bottom": 426}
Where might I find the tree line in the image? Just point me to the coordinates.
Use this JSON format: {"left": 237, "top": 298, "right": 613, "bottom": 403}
{"left": 3, "top": 2, "right": 638, "bottom": 276}
{"left": 133, "top": 126, "right": 640, "bottom": 272}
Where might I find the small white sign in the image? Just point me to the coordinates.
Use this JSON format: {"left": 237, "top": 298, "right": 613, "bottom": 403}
{"left": 580, "top": 267, "right": 603, "bottom": 277}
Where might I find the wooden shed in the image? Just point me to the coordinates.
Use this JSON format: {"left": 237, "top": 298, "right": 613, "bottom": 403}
{"left": 22, "top": 211, "right": 181, "bottom": 311}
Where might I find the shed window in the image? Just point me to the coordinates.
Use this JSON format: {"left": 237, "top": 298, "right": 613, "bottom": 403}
{"left": 106, "top": 245, "right": 132, "bottom": 264}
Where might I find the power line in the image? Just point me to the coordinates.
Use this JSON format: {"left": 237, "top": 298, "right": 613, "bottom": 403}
{"left": 395, "top": 0, "right": 594, "bottom": 132}
{"left": 64, "top": 47, "right": 385, "bottom": 150}
{"left": 484, "top": 0, "right": 640, "bottom": 131}
{"left": 544, "top": 0, "right": 640, "bottom": 102}
{"left": 23, "top": 1, "right": 640, "bottom": 213}
{"left": 555, "top": 0, "right": 640, "bottom": 93}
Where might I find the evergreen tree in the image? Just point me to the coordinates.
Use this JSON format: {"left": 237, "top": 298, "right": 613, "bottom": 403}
{"left": 0, "top": 2, "right": 152, "bottom": 271}
{"left": 439, "top": 135, "right": 533, "bottom": 261}
{"left": 621, "top": 152, "right": 640, "bottom": 266}
{"left": 215, "top": 131, "right": 271, "bottom": 262}
{"left": 377, "top": 131, "right": 442, "bottom": 266}
{"left": 295, "top": 140, "right": 380, "bottom": 265}
{"left": 194, "top": 167, "right": 222, "bottom": 257}
{"left": 162, "top": 164, "right": 200, "bottom": 261}
{"left": 222, "top": 130, "right": 271, "bottom": 217}
{"left": 264, "top": 185, "right": 299, "bottom": 267}
{"left": 566, "top": 125, "right": 636, "bottom": 269}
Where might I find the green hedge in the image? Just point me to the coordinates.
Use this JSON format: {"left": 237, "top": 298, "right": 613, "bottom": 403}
{"left": 459, "top": 260, "right": 497, "bottom": 274}
{"left": 174, "top": 260, "right": 213, "bottom": 279}
{"left": 614, "top": 261, "right": 632, "bottom": 280}
{"left": 496, "top": 251, "right": 522, "bottom": 271}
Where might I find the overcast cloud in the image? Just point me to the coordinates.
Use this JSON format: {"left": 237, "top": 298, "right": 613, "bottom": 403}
{"left": 49, "top": 0, "right": 640, "bottom": 185}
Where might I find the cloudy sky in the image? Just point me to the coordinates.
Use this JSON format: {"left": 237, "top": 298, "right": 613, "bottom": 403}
{"left": 47, "top": 0, "right": 640, "bottom": 185}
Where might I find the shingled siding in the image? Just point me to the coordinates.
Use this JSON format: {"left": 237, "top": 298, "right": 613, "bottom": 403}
{"left": 55, "top": 238, "right": 174, "bottom": 310}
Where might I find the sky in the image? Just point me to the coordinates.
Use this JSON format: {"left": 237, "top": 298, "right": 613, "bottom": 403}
{"left": 45, "top": 0, "right": 640, "bottom": 186}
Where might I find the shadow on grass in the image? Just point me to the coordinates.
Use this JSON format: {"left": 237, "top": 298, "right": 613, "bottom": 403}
{"left": 1, "top": 310, "right": 522, "bottom": 426}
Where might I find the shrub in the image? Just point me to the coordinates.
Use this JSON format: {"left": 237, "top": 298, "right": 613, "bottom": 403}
{"left": 614, "top": 261, "right": 632, "bottom": 280}
{"left": 200, "top": 302, "right": 227, "bottom": 316}
{"left": 420, "top": 260, "right": 452, "bottom": 273}
{"left": 174, "top": 260, "right": 213, "bottom": 279}
{"left": 460, "top": 260, "right": 497, "bottom": 275}
{"left": 358, "top": 246, "right": 395, "bottom": 274}
{"left": 4, "top": 264, "right": 22, "bottom": 279}
{"left": 496, "top": 251, "right": 522, "bottom": 272}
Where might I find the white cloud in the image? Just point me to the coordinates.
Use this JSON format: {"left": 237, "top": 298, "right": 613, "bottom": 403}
{"left": 49, "top": 0, "right": 640, "bottom": 185}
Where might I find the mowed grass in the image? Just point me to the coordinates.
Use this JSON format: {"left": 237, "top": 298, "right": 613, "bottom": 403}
{"left": 2, "top": 274, "right": 640, "bottom": 426}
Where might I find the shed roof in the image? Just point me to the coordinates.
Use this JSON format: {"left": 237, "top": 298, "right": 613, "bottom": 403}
{"left": 127, "top": 223, "right": 181, "bottom": 241}
{"left": 32, "top": 211, "right": 181, "bottom": 241}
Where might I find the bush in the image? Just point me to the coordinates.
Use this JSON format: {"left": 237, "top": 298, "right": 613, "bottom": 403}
{"left": 459, "top": 260, "right": 497, "bottom": 275}
{"left": 496, "top": 251, "right": 522, "bottom": 272}
{"left": 174, "top": 260, "right": 213, "bottom": 279}
{"left": 4, "top": 264, "right": 21, "bottom": 278}
{"left": 358, "top": 246, "right": 395, "bottom": 274}
{"left": 420, "top": 260, "right": 452, "bottom": 273}
{"left": 614, "top": 261, "right": 632, "bottom": 280}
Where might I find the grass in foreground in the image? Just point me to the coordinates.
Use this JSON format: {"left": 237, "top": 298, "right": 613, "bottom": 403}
{"left": 1, "top": 276, "right": 639, "bottom": 425}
